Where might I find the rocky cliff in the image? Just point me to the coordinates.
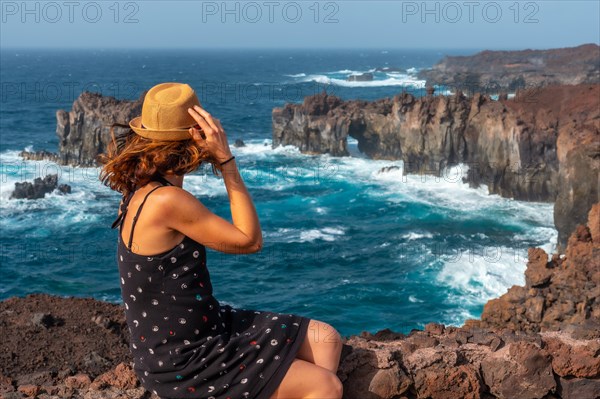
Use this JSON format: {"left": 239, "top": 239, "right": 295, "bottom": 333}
{"left": 417, "top": 43, "right": 600, "bottom": 93}
{"left": 1, "top": 203, "right": 599, "bottom": 398}
{"left": 272, "top": 84, "right": 600, "bottom": 252}
{"left": 476, "top": 203, "right": 600, "bottom": 340}
{"left": 20, "top": 91, "right": 144, "bottom": 167}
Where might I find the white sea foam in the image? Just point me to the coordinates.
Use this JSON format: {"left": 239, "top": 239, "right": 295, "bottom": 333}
{"left": 234, "top": 139, "right": 301, "bottom": 158}
{"left": 300, "top": 74, "right": 426, "bottom": 88}
{"left": 436, "top": 244, "right": 530, "bottom": 307}
{"left": 408, "top": 295, "right": 424, "bottom": 303}
{"left": 333, "top": 69, "right": 356, "bottom": 74}
{"left": 0, "top": 149, "right": 110, "bottom": 227}
{"left": 299, "top": 227, "right": 345, "bottom": 242}
{"left": 284, "top": 73, "right": 307, "bottom": 78}
{"left": 442, "top": 308, "right": 480, "bottom": 327}
{"left": 401, "top": 232, "right": 434, "bottom": 241}
{"left": 266, "top": 226, "right": 346, "bottom": 243}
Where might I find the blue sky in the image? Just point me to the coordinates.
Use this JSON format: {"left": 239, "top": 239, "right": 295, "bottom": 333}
{"left": 1, "top": 1, "right": 599, "bottom": 49}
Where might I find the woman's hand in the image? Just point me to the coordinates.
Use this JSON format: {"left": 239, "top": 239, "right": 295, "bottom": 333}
{"left": 187, "top": 105, "right": 233, "bottom": 164}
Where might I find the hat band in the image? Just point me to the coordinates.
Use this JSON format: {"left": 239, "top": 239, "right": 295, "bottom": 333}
{"left": 141, "top": 122, "right": 195, "bottom": 131}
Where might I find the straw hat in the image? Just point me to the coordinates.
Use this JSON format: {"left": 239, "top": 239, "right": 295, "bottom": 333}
{"left": 129, "top": 82, "right": 200, "bottom": 141}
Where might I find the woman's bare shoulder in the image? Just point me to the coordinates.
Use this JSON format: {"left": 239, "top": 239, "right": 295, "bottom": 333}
{"left": 152, "top": 185, "right": 206, "bottom": 209}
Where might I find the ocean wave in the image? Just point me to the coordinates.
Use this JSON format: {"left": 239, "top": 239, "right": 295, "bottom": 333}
{"left": 233, "top": 139, "right": 301, "bottom": 158}
{"left": 408, "top": 295, "right": 424, "bottom": 303}
{"left": 300, "top": 227, "right": 345, "bottom": 242}
{"left": 401, "top": 232, "right": 434, "bottom": 241}
{"left": 436, "top": 244, "right": 529, "bottom": 307}
{"left": 328, "top": 68, "right": 377, "bottom": 75}
{"left": 299, "top": 74, "right": 426, "bottom": 88}
{"left": 266, "top": 226, "right": 346, "bottom": 243}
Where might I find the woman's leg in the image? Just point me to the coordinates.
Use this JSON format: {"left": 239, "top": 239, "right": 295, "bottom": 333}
{"left": 269, "top": 358, "right": 343, "bottom": 399}
{"left": 295, "top": 319, "right": 343, "bottom": 374}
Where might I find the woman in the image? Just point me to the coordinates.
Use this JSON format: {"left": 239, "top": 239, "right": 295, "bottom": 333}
{"left": 98, "top": 82, "right": 343, "bottom": 399}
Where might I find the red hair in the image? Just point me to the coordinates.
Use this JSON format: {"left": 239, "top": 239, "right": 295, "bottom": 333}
{"left": 98, "top": 123, "right": 221, "bottom": 197}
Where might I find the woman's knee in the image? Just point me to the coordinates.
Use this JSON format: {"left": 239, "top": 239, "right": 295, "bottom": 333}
{"left": 311, "top": 370, "right": 343, "bottom": 399}
{"left": 270, "top": 358, "right": 342, "bottom": 399}
{"left": 329, "top": 371, "right": 344, "bottom": 398}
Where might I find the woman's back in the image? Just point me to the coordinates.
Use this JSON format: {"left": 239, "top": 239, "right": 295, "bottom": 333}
{"left": 113, "top": 176, "right": 310, "bottom": 399}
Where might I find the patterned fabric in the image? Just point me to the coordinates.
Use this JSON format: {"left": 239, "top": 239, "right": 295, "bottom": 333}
{"left": 112, "top": 176, "right": 311, "bottom": 399}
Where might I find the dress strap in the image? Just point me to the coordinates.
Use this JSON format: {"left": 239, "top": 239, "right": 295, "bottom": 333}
{"left": 154, "top": 174, "right": 174, "bottom": 187}
{"left": 110, "top": 174, "right": 174, "bottom": 234}
{"left": 127, "top": 184, "right": 167, "bottom": 250}
{"left": 111, "top": 191, "right": 134, "bottom": 230}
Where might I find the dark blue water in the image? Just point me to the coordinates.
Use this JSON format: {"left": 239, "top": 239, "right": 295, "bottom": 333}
{"left": 0, "top": 49, "right": 556, "bottom": 336}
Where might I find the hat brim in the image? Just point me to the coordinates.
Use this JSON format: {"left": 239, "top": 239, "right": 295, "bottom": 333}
{"left": 129, "top": 117, "right": 193, "bottom": 141}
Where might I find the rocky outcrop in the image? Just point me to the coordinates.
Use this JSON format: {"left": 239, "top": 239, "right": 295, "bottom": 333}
{"left": 476, "top": 203, "right": 600, "bottom": 339}
{"left": 272, "top": 84, "right": 600, "bottom": 251}
{"left": 9, "top": 174, "right": 71, "bottom": 199}
{"left": 20, "top": 91, "right": 145, "bottom": 167}
{"left": 2, "top": 326, "right": 598, "bottom": 399}
{"left": 347, "top": 72, "right": 373, "bottom": 82}
{"left": 417, "top": 43, "right": 600, "bottom": 93}
{"left": 339, "top": 328, "right": 599, "bottom": 399}
{"left": 1, "top": 205, "right": 599, "bottom": 398}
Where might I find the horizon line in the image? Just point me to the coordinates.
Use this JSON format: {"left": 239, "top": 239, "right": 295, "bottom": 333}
{"left": 1, "top": 43, "right": 598, "bottom": 52}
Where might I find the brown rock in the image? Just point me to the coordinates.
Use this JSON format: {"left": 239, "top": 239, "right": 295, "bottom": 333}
{"left": 424, "top": 322, "right": 445, "bottom": 335}
{"left": 39, "top": 385, "right": 59, "bottom": 395}
{"left": 0, "top": 374, "right": 14, "bottom": 394}
{"left": 413, "top": 364, "right": 482, "bottom": 399}
{"left": 17, "top": 384, "right": 39, "bottom": 397}
{"left": 544, "top": 336, "right": 600, "bottom": 378}
{"left": 15, "top": 372, "right": 54, "bottom": 387}
{"left": 481, "top": 341, "right": 556, "bottom": 399}
{"left": 525, "top": 248, "right": 553, "bottom": 287}
{"left": 558, "top": 377, "right": 600, "bottom": 399}
{"left": 409, "top": 332, "right": 439, "bottom": 348}
{"left": 525, "top": 296, "right": 545, "bottom": 323}
{"left": 588, "top": 203, "right": 600, "bottom": 245}
{"left": 467, "top": 327, "right": 498, "bottom": 346}
{"left": 64, "top": 373, "right": 92, "bottom": 389}
{"left": 90, "top": 363, "right": 138, "bottom": 390}
{"left": 53, "top": 385, "right": 75, "bottom": 397}
{"left": 462, "top": 319, "right": 481, "bottom": 330}
{"left": 455, "top": 329, "right": 471, "bottom": 345}
{"left": 368, "top": 366, "right": 412, "bottom": 398}
{"left": 489, "top": 337, "right": 504, "bottom": 352}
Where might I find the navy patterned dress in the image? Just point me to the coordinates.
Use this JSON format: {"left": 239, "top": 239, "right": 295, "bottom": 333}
{"left": 111, "top": 175, "right": 311, "bottom": 399}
